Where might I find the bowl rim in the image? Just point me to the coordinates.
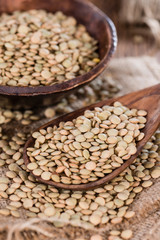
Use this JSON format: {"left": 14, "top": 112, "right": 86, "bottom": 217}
{"left": 0, "top": 0, "right": 117, "bottom": 96}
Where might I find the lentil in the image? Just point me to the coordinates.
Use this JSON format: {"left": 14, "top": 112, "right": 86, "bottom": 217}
{"left": 0, "top": 10, "right": 99, "bottom": 87}
{"left": 0, "top": 79, "right": 159, "bottom": 233}
{"left": 0, "top": 128, "right": 159, "bottom": 228}
{"left": 27, "top": 102, "right": 147, "bottom": 185}
{"left": 90, "top": 235, "right": 103, "bottom": 240}
{"left": 121, "top": 230, "right": 133, "bottom": 239}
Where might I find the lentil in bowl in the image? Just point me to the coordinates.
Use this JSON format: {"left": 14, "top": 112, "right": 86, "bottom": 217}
{"left": 0, "top": 0, "right": 117, "bottom": 109}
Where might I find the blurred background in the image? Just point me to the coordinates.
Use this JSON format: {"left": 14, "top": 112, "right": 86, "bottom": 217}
{"left": 88, "top": 0, "right": 160, "bottom": 58}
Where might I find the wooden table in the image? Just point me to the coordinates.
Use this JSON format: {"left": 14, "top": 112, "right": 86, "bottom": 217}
{"left": 89, "top": 0, "right": 157, "bottom": 58}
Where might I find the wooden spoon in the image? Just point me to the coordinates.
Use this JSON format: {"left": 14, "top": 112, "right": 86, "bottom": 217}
{"left": 23, "top": 84, "right": 160, "bottom": 191}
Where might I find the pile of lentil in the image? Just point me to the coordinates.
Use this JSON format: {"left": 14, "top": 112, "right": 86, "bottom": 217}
{"left": 0, "top": 76, "right": 159, "bottom": 240}
{"left": 0, "top": 10, "right": 99, "bottom": 87}
{"left": 0, "top": 129, "right": 160, "bottom": 232}
{"left": 27, "top": 102, "right": 147, "bottom": 185}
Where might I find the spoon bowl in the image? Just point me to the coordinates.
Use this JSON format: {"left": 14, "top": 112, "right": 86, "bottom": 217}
{"left": 23, "top": 84, "right": 160, "bottom": 191}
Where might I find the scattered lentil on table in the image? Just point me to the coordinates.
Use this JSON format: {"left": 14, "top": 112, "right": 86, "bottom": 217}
{"left": 0, "top": 128, "right": 159, "bottom": 229}
{"left": 0, "top": 76, "right": 159, "bottom": 240}
{"left": 0, "top": 10, "right": 99, "bottom": 87}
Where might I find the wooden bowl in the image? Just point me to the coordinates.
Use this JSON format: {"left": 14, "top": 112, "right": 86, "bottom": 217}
{"left": 0, "top": 0, "right": 117, "bottom": 109}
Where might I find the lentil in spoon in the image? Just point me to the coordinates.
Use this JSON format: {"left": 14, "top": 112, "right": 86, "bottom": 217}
{"left": 23, "top": 84, "right": 160, "bottom": 190}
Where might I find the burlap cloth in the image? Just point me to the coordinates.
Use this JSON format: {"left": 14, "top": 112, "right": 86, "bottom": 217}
{"left": 0, "top": 56, "right": 160, "bottom": 240}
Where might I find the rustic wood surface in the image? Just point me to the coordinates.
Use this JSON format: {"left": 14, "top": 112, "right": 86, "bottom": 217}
{"left": 90, "top": 0, "right": 157, "bottom": 58}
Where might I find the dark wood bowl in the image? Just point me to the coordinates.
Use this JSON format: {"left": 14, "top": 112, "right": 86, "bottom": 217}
{"left": 0, "top": 0, "right": 117, "bottom": 109}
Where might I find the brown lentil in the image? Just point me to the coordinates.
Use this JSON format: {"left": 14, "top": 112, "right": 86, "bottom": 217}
{"left": 0, "top": 10, "right": 99, "bottom": 87}
{"left": 0, "top": 78, "right": 159, "bottom": 234}
{"left": 27, "top": 102, "right": 147, "bottom": 185}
